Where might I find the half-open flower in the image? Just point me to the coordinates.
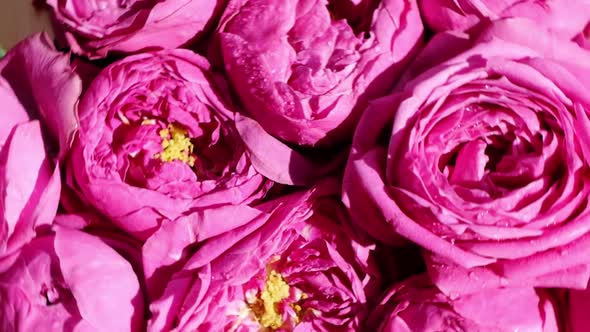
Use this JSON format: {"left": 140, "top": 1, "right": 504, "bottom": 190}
{"left": 218, "top": 0, "right": 423, "bottom": 147}
{"left": 344, "top": 19, "right": 590, "bottom": 294}
{"left": 145, "top": 188, "right": 381, "bottom": 331}
{"left": 47, "top": 0, "right": 225, "bottom": 58}
{"left": 70, "top": 49, "right": 271, "bottom": 240}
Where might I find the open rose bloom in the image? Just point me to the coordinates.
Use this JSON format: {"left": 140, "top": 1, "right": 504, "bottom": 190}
{"left": 145, "top": 189, "right": 381, "bottom": 331}
{"left": 218, "top": 0, "right": 423, "bottom": 146}
{"left": 419, "top": 0, "right": 590, "bottom": 39}
{"left": 367, "top": 274, "right": 560, "bottom": 331}
{"left": 344, "top": 19, "right": 590, "bottom": 294}
{"left": 70, "top": 50, "right": 270, "bottom": 240}
{"left": 0, "top": 33, "right": 80, "bottom": 259}
{"left": 46, "top": 0, "right": 224, "bottom": 58}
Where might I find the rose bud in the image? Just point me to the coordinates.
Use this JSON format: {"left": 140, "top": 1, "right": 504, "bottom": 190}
{"left": 46, "top": 0, "right": 226, "bottom": 58}
{"left": 144, "top": 189, "right": 381, "bottom": 331}
{"left": 217, "top": 0, "right": 423, "bottom": 147}
{"left": 343, "top": 19, "right": 590, "bottom": 295}
{"left": 69, "top": 49, "right": 273, "bottom": 240}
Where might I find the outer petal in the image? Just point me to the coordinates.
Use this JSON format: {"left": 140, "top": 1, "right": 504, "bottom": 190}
{"left": 235, "top": 114, "right": 346, "bottom": 185}
{"left": 55, "top": 227, "right": 144, "bottom": 332}
{"left": 0, "top": 79, "right": 29, "bottom": 146}
{"left": 48, "top": 0, "right": 224, "bottom": 57}
{"left": 419, "top": 0, "right": 590, "bottom": 39}
{"left": 0, "top": 121, "right": 60, "bottom": 256}
{"left": 0, "top": 33, "right": 81, "bottom": 160}
{"left": 367, "top": 274, "right": 560, "bottom": 332}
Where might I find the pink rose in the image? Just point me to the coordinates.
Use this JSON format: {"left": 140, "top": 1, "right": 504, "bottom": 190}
{"left": 343, "top": 19, "right": 590, "bottom": 295}
{"left": 367, "top": 274, "right": 560, "bottom": 332}
{"left": 419, "top": 0, "right": 590, "bottom": 38}
{"left": 69, "top": 50, "right": 271, "bottom": 240}
{"left": 0, "top": 226, "right": 145, "bottom": 331}
{"left": 0, "top": 34, "right": 80, "bottom": 258}
{"left": 218, "top": 0, "right": 423, "bottom": 147}
{"left": 47, "top": 0, "right": 226, "bottom": 58}
{"left": 144, "top": 188, "right": 381, "bottom": 331}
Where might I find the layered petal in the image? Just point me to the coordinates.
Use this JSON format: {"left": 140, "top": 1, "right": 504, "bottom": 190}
{"left": 218, "top": 0, "right": 423, "bottom": 147}
{"left": 419, "top": 0, "right": 590, "bottom": 39}
{"left": 0, "top": 33, "right": 81, "bottom": 160}
{"left": 0, "top": 33, "right": 80, "bottom": 258}
{"left": 343, "top": 18, "right": 590, "bottom": 294}
{"left": 367, "top": 274, "right": 560, "bottom": 332}
{"left": 0, "top": 225, "right": 144, "bottom": 331}
{"left": 47, "top": 0, "right": 225, "bottom": 58}
{"left": 145, "top": 187, "right": 381, "bottom": 331}
{"left": 70, "top": 49, "right": 271, "bottom": 240}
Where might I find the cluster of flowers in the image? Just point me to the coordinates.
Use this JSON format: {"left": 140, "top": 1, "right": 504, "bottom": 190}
{"left": 2, "top": 0, "right": 590, "bottom": 331}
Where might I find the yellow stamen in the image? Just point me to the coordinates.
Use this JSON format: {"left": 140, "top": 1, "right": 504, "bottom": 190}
{"left": 155, "top": 124, "right": 195, "bottom": 166}
{"left": 250, "top": 270, "right": 291, "bottom": 329}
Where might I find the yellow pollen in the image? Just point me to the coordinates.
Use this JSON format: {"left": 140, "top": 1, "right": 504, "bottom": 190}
{"left": 291, "top": 304, "right": 303, "bottom": 324}
{"left": 250, "top": 270, "right": 291, "bottom": 329}
{"left": 155, "top": 124, "right": 195, "bottom": 166}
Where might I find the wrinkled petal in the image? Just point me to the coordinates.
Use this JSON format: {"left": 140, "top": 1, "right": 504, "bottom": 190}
{"left": 47, "top": 0, "right": 224, "bottom": 58}
{"left": 219, "top": 0, "right": 423, "bottom": 146}
{"left": 343, "top": 18, "right": 590, "bottom": 295}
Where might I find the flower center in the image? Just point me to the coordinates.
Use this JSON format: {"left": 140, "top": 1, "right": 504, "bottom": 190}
{"left": 155, "top": 124, "right": 195, "bottom": 166}
{"left": 249, "top": 270, "right": 291, "bottom": 329}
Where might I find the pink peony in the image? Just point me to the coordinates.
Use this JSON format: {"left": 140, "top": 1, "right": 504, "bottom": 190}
{"left": 0, "top": 226, "right": 145, "bottom": 331}
{"left": 218, "top": 0, "right": 423, "bottom": 147}
{"left": 419, "top": 0, "right": 590, "bottom": 39}
{"left": 47, "top": 0, "right": 226, "bottom": 58}
{"left": 0, "top": 33, "right": 80, "bottom": 259}
{"left": 367, "top": 274, "right": 560, "bottom": 332}
{"left": 69, "top": 49, "right": 271, "bottom": 240}
{"left": 343, "top": 19, "right": 590, "bottom": 294}
{"left": 144, "top": 188, "right": 381, "bottom": 331}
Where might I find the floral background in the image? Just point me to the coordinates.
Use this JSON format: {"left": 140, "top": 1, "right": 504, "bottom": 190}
{"left": 1, "top": 0, "right": 590, "bottom": 331}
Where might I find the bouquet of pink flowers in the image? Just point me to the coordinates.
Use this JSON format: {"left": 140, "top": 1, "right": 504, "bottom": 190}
{"left": 1, "top": 1, "right": 590, "bottom": 331}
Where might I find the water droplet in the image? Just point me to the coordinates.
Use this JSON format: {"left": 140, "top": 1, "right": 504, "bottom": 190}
{"left": 468, "top": 271, "right": 477, "bottom": 279}
{"left": 559, "top": 249, "right": 569, "bottom": 256}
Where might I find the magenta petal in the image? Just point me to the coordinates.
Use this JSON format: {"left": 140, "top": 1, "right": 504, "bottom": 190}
{"left": 0, "top": 120, "right": 59, "bottom": 256}
{"left": 0, "top": 33, "right": 81, "bottom": 160}
{"left": 235, "top": 114, "right": 345, "bottom": 186}
{"left": 54, "top": 227, "right": 144, "bottom": 332}
{"left": 0, "top": 79, "right": 29, "bottom": 146}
